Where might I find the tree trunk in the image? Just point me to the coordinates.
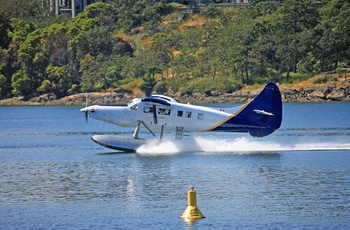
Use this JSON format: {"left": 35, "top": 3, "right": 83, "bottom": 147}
{"left": 286, "top": 65, "right": 290, "bottom": 80}
{"left": 245, "top": 61, "right": 249, "bottom": 85}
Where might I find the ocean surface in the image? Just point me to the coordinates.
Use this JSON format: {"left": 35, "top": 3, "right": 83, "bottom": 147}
{"left": 0, "top": 103, "right": 350, "bottom": 229}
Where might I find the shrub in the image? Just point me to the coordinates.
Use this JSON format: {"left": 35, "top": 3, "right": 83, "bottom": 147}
{"left": 153, "top": 81, "right": 168, "bottom": 94}
{"left": 313, "top": 76, "right": 338, "bottom": 84}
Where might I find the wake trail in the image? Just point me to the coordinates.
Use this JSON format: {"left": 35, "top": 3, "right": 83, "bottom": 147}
{"left": 136, "top": 136, "right": 350, "bottom": 154}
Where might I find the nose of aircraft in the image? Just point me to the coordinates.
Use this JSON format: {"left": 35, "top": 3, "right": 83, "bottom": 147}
{"left": 80, "top": 106, "right": 96, "bottom": 124}
{"left": 80, "top": 107, "right": 88, "bottom": 113}
{"left": 80, "top": 107, "right": 89, "bottom": 124}
{"left": 80, "top": 106, "right": 95, "bottom": 113}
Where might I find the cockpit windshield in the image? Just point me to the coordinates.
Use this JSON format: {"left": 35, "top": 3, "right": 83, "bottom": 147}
{"left": 127, "top": 98, "right": 141, "bottom": 110}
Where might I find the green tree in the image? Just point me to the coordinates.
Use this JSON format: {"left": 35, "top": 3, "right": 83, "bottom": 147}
{"left": 44, "top": 65, "right": 71, "bottom": 95}
{"left": 317, "top": 0, "right": 350, "bottom": 71}
{"left": 11, "top": 69, "right": 31, "bottom": 96}
{"left": 0, "top": 0, "right": 55, "bottom": 23}
{"left": 271, "top": 0, "right": 320, "bottom": 78}
{"left": 0, "top": 74, "right": 7, "bottom": 96}
{"left": 0, "top": 6, "right": 11, "bottom": 49}
{"left": 79, "top": 54, "right": 100, "bottom": 92}
{"left": 113, "top": 0, "right": 172, "bottom": 32}
{"left": 215, "top": 8, "right": 256, "bottom": 84}
{"left": 78, "top": 27, "right": 133, "bottom": 92}
{"left": 16, "top": 28, "right": 50, "bottom": 95}
{"left": 1, "top": 18, "right": 36, "bottom": 96}
{"left": 150, "top": 32, "right": 177, "bottom": 77}
{"left": 140, "top": 67, "right": 160, "bottom": 96}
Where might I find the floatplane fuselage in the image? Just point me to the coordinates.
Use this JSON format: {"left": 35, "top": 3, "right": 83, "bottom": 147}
{"left": 81, "top": 83, "right": 282, "bottom": 152}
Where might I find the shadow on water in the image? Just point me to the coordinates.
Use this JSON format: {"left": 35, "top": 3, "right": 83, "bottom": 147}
{"left": 181, "top": 218, "right": 205, "bottom": 230}
{"left": 96, "top": 151, "right": 134, "bottom": 155}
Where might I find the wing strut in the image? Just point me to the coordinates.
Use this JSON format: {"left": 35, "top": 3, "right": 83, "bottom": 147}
{"left": 152, "top": 105, "right": 158, "bottom": 124}
{"left": 133, "top": 121, "right": 142, "bottom": 139}
{"left": 133, "top": 120, "right": 164, "bottom": 142}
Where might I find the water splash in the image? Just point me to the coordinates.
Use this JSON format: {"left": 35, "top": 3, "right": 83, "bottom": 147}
{"left": 136, "top": 136, "right": 350, "bottom": 154}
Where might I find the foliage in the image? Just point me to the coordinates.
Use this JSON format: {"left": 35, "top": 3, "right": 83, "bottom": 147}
{"left": 313, "top": 75, "right": 338, "bottom": 84}
{"left": 316, "top": 0, "right": 350, "bottom": 71}
{"left": 184, "top": 76, "right": 240, "bottom": 94}
{"left": 140, "top": 74, "right": 156, "bottom": 96}
{"left": 0, "top": 74, "right": 7, "bottom": 96}
{"left": 200, "top": 4, "right": 220, "bottom": 18}
{"left": 0, "top": 6, "right": 11, "bottom": 49}
{"left": 113, "top": 0, "right": 173, "bottom": 32}
{"left": 0, "top": 0, "right": 349, "bottom": 99}
{"left": 153, "top": 81, "right": 169, "bottom": 94}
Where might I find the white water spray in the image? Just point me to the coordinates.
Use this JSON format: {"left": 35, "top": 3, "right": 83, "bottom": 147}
{"left": 136, "top": 135, "right": 350, "bottom": 154}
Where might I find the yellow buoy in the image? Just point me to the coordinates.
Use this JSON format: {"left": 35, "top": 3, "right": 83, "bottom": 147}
{"left": 180, "top": 187, "right": 205, "bottom": 219}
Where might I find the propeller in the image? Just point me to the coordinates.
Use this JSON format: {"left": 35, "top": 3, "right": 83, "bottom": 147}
{"left": 84, "top": 92, "right": 88, "bottom": 124}
{"left": 85, "top": 110, "right": 88, "bottom": 124}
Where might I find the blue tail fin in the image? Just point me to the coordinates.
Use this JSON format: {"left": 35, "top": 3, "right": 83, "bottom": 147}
{"left": 212, "top": 83, "right": 282, "bottom": 137}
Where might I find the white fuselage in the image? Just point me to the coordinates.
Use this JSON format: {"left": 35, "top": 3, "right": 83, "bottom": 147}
{"left": 81, "top": 83, "right": 283, "bottom": 147}
{"left": 82, "top": 98, "right": 242, "bottom": 132}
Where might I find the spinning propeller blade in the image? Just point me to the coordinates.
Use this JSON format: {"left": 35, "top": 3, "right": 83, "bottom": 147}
{"left": 84, "top": 92, "right": 88, "bottom": 124}
{"left": 85, "top": 111, "right": 88, "bottom": 124}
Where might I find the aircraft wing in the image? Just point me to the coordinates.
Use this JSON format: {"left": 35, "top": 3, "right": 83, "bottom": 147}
{"left": 141, "top": 97, "right": 171, "bottom": 106}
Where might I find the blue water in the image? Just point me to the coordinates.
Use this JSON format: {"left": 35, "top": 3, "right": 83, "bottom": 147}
{"left": 0, "top": 103, "right": 350, "bottom": 229}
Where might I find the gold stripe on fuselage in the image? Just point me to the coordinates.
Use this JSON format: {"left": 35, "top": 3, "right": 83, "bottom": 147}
{"left": 205, "top": 100, "right": 252, "bottom": 131}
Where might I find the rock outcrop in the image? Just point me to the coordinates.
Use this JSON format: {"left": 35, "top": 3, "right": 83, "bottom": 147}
{"left": 1, "top": 80, "right": 349, "bottom": 106}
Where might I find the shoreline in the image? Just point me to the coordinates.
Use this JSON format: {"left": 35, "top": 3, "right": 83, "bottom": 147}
{"left": 1, "top": 80, "right": 349, "bottom": 106}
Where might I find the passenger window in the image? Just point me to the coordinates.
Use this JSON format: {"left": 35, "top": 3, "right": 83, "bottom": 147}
{"left": 177, "top": 111, "right": 183, "bottom": 117}
{"left": 197, "top": 113, "right": 204, "bottom": 120}
{"left": 186, "top": 111, "right": 191, "bottom": 118}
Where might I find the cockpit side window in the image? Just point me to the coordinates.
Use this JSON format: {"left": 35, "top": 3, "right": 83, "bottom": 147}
{"left": 143, "top": 106, "right": 153, "bottom": 113}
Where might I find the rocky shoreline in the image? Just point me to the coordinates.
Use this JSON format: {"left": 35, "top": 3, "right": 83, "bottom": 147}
{"left": 1, "top": 80, "right": 349, "bottom": 106}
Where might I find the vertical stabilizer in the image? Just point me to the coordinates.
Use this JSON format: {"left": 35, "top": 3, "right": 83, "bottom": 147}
{"left": 211, "top": 83, "right": 282, "bottom": 137}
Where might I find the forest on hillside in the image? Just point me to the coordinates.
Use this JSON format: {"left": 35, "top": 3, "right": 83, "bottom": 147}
{"left": 0, "top": 0, "right": 349, "bottom": 98}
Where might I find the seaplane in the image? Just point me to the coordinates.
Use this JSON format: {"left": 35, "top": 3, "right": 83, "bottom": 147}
{"left": 80, "top": 83, "right": 282, "bottom": 152}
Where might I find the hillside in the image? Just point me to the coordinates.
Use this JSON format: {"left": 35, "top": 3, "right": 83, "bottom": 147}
{"left": 0, "top": 0, "right": 349, "bottom": 102}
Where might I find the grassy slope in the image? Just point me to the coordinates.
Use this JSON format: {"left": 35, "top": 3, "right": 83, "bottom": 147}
{"left": 118, "top": 8, "right": 347, "bottom": 96}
